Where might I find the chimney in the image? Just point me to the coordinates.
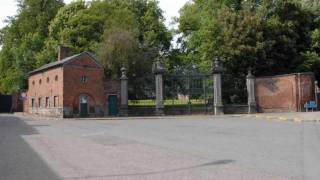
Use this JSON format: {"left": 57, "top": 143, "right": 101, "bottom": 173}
{"left": 57, "top": 45, "right": 73, "bottom": 61}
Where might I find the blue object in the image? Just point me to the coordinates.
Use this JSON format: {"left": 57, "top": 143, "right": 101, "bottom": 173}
{"left": 304, "top": 101, "right": 317, "bottom": 112}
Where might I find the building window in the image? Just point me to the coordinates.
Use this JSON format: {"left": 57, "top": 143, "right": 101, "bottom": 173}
{"left": 55, "top": 75, "right": 58, "bottom": 81}
{"left": 47, "top": 77, "right": 50, "bottom": 83}
{"left": 54, "top": 96, "right": 58, "bottom": 107}
{"left": 32, "top": 81, "right": 35, "bottom": 86}
{"left": 38, "top": 97, "right": 42, "bottom": 108}
{"left": 39, "top": 79, "right": 42, "bottom": 85}
{"left": 31, "top": 98, "right": 35, "bottom": 108}
{"left": 81, "top": 76, "right": 88, "bottom": 83}
{"left": 46, "top": 97, "right": 50, "bottom": 108}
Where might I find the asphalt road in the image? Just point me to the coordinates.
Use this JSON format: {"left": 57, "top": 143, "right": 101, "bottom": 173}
{"left": 0, "top": 114, "right": 320, "bottom": 180}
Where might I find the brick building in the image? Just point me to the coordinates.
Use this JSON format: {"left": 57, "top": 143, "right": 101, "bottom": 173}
{"left": 24, "top": 47, "right": 120, "bottom": 118}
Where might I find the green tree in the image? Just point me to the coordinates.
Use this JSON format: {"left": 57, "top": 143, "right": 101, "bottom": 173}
{"left": 97, "top": 9, "right": 143, "bottom": 78}
{"left": 39, "top": 0, "right": 171, "bottom": 78}
{"left": 0, "top": 0, "right": 64, "bottom": 93}
{"left": 177, "top": 0, "right": 317, "bottom": 77}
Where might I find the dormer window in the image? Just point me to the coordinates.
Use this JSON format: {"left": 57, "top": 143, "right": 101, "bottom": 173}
{"left": 81, "top": 76, "right": 88, "bottom": 83}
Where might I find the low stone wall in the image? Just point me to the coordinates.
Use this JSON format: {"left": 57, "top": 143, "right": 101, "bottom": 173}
{"left": 165, "top": 106, "right": 214, "bottom": 115}
{"left": 224, "top": 105, "right": 249, "bottom": 114}
{"left": 128, "top": 107, "right": 156, "bottom": 116}
{"left": 128, "top": 104, "right": 248, "bottom": 116}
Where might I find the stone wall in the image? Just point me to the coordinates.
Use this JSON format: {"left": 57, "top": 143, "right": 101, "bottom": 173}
{"left": 224, "top": 105, "right": 249, "bottom": 114}
{"left": 127, "top": 105, "right": 248, "bottom": 116}
{"left": 255, "top": 73, "right": 315, "bottom": 112}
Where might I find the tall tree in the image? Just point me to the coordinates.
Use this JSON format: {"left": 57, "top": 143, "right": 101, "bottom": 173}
{"left": 177, "top": 0, "right": 317, "bottom": 76}
{"left": 39, "top": 0, "right": 172, "bottom": 78}
{"left": 0, "top": 0, "right": 64, "bottom": 93}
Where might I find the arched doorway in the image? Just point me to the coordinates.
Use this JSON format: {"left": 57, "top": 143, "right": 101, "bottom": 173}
{"left": 79, "top": 95, "right": 89, "bottom": 117}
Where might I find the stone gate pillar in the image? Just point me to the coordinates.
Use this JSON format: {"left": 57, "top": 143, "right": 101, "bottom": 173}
{"left": 212, "top": 58, "right": 224, "bottom": 115}
{"left": 246, "top": 68, "right": 257, "bottom": 114}
{"left": 153, "top": 60, "right": 165, "bottom": 116}
{"left": 120, "top": 67, "right": 128, "bottom": 116}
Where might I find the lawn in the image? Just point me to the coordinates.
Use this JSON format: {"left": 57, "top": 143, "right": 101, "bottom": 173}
{"left": 129, "top": 99, "right": 208, "bottom": 106}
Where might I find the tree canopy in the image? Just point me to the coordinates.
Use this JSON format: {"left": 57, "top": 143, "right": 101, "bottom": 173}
{"left": 0, "top": 0, "right": 64, "bottom": 93}
{"left": 176, "top": 0, "right": 320, "bottom": 78}
{"left": 0, "top": 0, "right": 171, "bottom": 93}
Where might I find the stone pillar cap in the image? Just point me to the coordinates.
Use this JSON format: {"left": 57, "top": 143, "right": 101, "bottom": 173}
{"left": 212, "top": 58, "right": 225, "bottom": 74}
{"left": 120, "top": 67, "right": 128, "bottom": 80}
{"left": 246, "top": 68, "right": 255, "bottom": 79}
{"left": 153, "top": 59, "right": 166, "bottom": 74}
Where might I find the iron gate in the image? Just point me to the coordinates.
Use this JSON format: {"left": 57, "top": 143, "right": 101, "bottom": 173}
{"left": 164, "top": 66, "right": 214, "bottom": 115}
{"left": 222, "top": 74, "right": 247, "bottom": 104}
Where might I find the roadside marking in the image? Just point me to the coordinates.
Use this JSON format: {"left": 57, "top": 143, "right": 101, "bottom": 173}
{"left": 293, "top": 118, "right": 302, "bottom": 123}
{"left": 278, "top": 117, "right": 288, "bottom": 121}
{"left": 266, "top": 116, "right": 274, "bottom": 120}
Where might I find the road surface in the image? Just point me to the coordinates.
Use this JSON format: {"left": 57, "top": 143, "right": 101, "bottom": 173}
{"left": 0, "top": 114, "right": 320, "bottom": 180}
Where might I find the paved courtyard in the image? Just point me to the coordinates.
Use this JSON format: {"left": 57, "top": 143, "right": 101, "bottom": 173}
{"left": 0, "top": 114, "right": 320, "bottom": 180}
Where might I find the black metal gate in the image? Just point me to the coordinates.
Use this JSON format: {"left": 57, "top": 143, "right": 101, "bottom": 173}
{"left": 222, "top": 74, "right": 247, "bottom": 104}
{"left": 128, "top": 75, "right": 156, "bottom": 116}
{"left": 164, "top": 66, "right": 214, "bottom": 115}
{"left": 0, "top": 95, "right": 12, "bottom": 113}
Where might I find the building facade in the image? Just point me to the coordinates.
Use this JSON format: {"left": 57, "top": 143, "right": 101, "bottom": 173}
{"left": 24, "top": 48, "right": 120, "bottom": 118}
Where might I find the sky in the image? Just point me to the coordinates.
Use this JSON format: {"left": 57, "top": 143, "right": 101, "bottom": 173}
{"left": 0, "top": 0, "right": 190, "bottom": 29}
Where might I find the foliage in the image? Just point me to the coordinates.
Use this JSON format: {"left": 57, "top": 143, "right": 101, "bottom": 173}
{"left": 0, "top": 0, "right": 64, "bottom": 93}
{"left": 0, "top": 0, "right": 171, "bottom": 93}
{"left": 176, "top": 0, "right": 320, "bottom": 78}
{"left": 39, "top": 0, "right": 172, "bottom": 78}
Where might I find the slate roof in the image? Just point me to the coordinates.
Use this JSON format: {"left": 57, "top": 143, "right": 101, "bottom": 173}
{"left": 28, "top": 52, "right": 102, "bottom": 76}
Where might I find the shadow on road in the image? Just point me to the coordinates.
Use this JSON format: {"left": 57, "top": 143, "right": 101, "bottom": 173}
{"left": 64, "top": 159, "right": 235, "bottom": 179}
{"left": 0, "top": 115, "right": 61, "bottom": 180}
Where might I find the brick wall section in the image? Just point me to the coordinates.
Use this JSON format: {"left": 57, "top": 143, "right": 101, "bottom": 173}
{"left": 255, "top": 73, "right": 315, "bottom": 112}
{"left": 26, "top": 67, "right": 64, "bottom": 117}
{"left": 21, "top": 92, "right": 28, "bottom": 113}
{"left": 63, "top": 55, "right": 105, "bottom": 117}
{"left": 11, "top": 94, "right": 23, "bottom": 112}
{"left": 104, "top": 79, "right": 120, "bottom": 97}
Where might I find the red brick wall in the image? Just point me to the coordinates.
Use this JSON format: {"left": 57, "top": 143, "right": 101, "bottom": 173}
{"left": 256, "top": 73, "right": 315, "bottom": 112}
{"left": 11, "top": 94, "right": 23, "bottom": 112}
{"left": 104, "top": 79, "right": 120, "bottom": 97}
{"left": 298, "top": 73, "right": 315, "bottom": 111}
{"left": 21, "top": 92, "right": 28, "bottom": 113}
{"left": 63, "top": 54, "right": 105, "bottom": 117}
{"left": 26, "top": 67, "right": 64, "bottom": 116}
